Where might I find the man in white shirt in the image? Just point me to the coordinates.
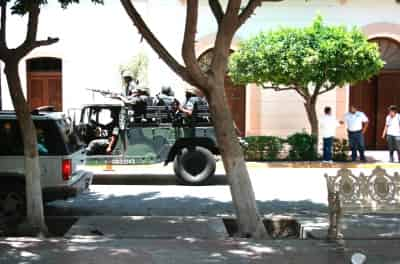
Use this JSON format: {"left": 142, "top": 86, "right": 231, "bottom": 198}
{"left": 345, "top": 106, "right": 369, "bottom": 162}
{"left": 381, "top": 105, "right": 400, "bottom": 162}
{"left": 320, "top": 106, "right": 341, "bottom": 162}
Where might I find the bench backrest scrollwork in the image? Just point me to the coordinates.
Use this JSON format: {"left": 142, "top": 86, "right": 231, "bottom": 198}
{"left": 325, "top": 167, "right": 400, "bottom": 214}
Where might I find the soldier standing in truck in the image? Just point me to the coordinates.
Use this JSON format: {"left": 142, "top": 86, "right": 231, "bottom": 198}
{"left": 179, "top": 87, "right": 207, "bottom": 117}
{"left": 121, "top": 70, "right": 138, "bottom": 96}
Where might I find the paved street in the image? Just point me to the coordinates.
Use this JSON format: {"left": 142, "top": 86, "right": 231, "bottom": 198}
{"left": 47, "top": 165, "right": 333, "bottom": 217}
{"left": 45, "top": 164, "right": 400, "bottom": 239}
{"left": 47, "top": 163, "right": 400, "bottom": 218}
{"left": 3, "top": 163, "right": 400, "bottom": 263}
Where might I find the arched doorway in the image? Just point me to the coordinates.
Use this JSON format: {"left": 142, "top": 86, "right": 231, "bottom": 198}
{"left": 197, "top": 49, "right": 246, "bottom": 136}
{"left": 26, "top": 57, "right": 62, "bottom": 111}
{"left": 350, "top": 38, "right": 400, "bottom": 149}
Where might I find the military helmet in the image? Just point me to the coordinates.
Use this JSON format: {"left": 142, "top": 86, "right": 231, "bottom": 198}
{"left": 185, "top": 86, "right": 200, "bottom": 95}
{"left": 137, "top": 86, "right": 150, "bottom": 94}
{"left": 122, "top": 70, "right": 133, "bottom": 78}
{"left": 161, "top": 86, "right": 172, "bottom": 95}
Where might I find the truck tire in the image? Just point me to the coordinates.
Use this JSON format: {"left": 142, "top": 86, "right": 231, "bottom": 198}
{"left": 173, "top": 146, "right": 216, "bottom": 185}
{"left": 0, "top": 183, "right": 26, "bottom": 226}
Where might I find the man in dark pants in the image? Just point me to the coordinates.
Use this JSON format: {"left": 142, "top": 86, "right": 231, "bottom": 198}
{"left": 381, "top": 105, "right": 400, "bottom": 162}
{"left": 320, "top": 106, "right": 341, "bottom": 163}
{"left": 345, "top": 106, "right": 369, "bottom": 162}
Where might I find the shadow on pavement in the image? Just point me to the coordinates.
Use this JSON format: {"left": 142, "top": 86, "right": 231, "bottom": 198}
{"left": 3, "top": 234, "right": 400, "bottom": 263}
{"left": 45, "top": 191, "right": 327, "bottom": 217}
{"left": 0, "top": 236, "right": 352, "bottom": 264}
{"left": 93, "top": 174, "right": 228, "bottom": 185}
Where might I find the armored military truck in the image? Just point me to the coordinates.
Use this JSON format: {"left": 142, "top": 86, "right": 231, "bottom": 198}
{"left": 76, "top": 100, "right": 219, "bottom": 185}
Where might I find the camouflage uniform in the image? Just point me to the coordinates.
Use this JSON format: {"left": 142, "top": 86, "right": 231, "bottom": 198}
{"left": 86, "top": 127, "right": 119, "bottom": 155}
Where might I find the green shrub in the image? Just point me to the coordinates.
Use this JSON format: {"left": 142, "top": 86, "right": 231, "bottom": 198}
{"left": 243, "top": 133, "right": 347, "bottom": 162}
{"left": 286, "top": 132, "right": 318, "bottom": 161}
{"left": 243, "top": 136, "right": 260, "bottom": 161}
{"left": 333, "top": 138, "right": 350, "bottom": 162}
{"left": 243, "top": 136, "right": 284, "bottom": 161}
{"left": 261, "top": 136, "right": 285, "bottom": 161}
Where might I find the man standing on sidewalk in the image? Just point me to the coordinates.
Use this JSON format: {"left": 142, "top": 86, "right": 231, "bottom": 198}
{"left": 381, "top": 105, "right": 400, "bottom": 162}
{"left": 320, "top": 106, "right": 341, "bottom": 163}
{"left": 345, "top": 106, "right": 369, "bottom": 162}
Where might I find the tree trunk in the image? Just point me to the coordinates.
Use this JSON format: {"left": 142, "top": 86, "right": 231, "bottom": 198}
{"left": 118, "top": 0, "right": 267, "bottom": 239}
{"left": 304, "top": 99, "right": 319, "bottom": 138}
{"left": 207, "top": 78, "right": 268, "bottom": 239}
{"left": 4, "top": 61, "right": 47, "bottom": 235}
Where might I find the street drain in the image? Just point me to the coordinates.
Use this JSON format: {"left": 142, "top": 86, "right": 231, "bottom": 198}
{"left": 223, "top": 217, "right": 301, "bottom": 239}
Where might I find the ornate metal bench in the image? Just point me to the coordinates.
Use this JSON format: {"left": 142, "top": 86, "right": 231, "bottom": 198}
{"left": 325, "top": 167, "right": 400, "bottom": 240}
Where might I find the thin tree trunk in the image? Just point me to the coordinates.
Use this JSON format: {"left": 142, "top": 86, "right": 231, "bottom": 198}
{"left": 119, "top": 0, "right": 267, "bottom": 239}
{"left": 207, "top": 78, "right": 267, "bottom": 239}
{"left": 304, "top": 99, "right": 320, "bottom": 159}
{"left": 4, "top": 62, "right": 47, "bottom": 235}
{"left": 304, "top": 99, "right": 319, "bottom": 138}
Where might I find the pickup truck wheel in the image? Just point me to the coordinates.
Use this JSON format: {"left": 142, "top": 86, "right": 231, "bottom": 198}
{"left": 173, "top": 146, "right": 216, "bottom": 185}
{"left": 0, "top": 184, "right": 26, "bottom": 225}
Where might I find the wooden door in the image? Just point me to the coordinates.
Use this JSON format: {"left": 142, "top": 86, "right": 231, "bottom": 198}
{"left": 224, "top": 76, "right": 246, "bottom": 136}
{"left": 349, "top": 78, "right": 378, "bottom": 149}
{"left": 27, "top": 72, "right": 62, "bottom": 111}
{"left": 376, "top": 71, "right": 400, "bottom": 149}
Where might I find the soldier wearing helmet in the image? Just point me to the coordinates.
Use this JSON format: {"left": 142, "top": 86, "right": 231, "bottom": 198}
{"left": 121, "top": 70, "right": 138, "bottom": 96}
{"left": 116, "top": 85, "right": 151, "bottom": 105}
{"left": 179, "top": 87, "right": 207, "bottom": 117}
{"left": 155, "top": 86, "right": 176, "bottom": 107}
{"left": 111, "top": 85, "right": 152, "bottom": 123}
{"left": 161, "top": 86, "right": 174, "bottom": 97}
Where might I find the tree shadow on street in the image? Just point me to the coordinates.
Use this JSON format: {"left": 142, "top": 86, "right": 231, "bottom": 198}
{"left": 45, "top": 190, "right": 328, "bottom": 218}
{"left": 93, "top": 173, "right": 228, "bottom": 185}
{"left": 3, "top": 192, "right": 400, "bottom": 263}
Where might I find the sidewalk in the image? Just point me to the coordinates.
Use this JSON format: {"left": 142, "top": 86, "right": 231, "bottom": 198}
{"left": 64, "top": 215, "right": 400, "bottom": 241}
{"left": 3, "top": 214, "right": 400, "bottom": 263}
{"left": 2, "top": 215, "right": 400, "bottom": 264}
{"left": 2, "top": 236, "right": 400, "bottom": 264}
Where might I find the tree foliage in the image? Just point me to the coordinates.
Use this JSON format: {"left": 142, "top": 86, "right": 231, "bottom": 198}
{"left": 229, "top": 15, "right": 384, "bottom": 93}
{"left": 6, "top": 0, "right": 103, "bottom": 15}
{"left": 229, "top": 15, "right": 384, "bottom": 138}
{"left": 119, "top": 51, "right": 149, "bottom": 86}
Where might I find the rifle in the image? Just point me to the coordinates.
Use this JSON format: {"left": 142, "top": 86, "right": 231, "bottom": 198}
{"left": 86, "top": 88, "right": 123, "bottom": 98}
{"left": 87, "top": 88, "right": 146, "bottom": 107}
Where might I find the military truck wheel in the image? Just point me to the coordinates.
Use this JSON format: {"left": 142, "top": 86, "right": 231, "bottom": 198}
{"left": 0, "top": 184, "right": 26, "bottom": 225}
{"left": 173, "top": 146, "right": 216, "bottom": 185}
